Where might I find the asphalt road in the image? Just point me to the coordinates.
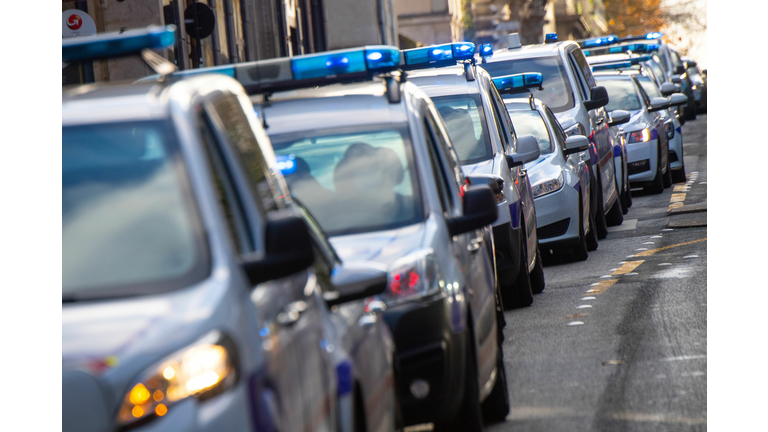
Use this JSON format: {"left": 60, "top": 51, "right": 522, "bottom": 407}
{"left": 488, "top": 114, "right": 707, "bottom": 432}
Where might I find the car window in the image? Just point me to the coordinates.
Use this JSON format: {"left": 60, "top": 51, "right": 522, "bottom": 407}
{"left": 426, "top": 106, "right": 464, "bottom": 214}
{"left": 507, "top": 110, "right": 552, "bottom": 154}
{"left": 636, "top": 75, "right": 662, "bottom": 99}
{"left": 633, "top": 78, "right": 652, "bottom": 105}
{"left": 423, "top": 119, "right": 453, "bottom": 214}
{"left": 270, "top": 125, "right": 424, "bottom": 236}
{"left": 543, "top": 106, "right": 567, "bottom": 152}
{"left": 480, "top": 56, "right": 576, "bottom": 113}
{"left": 488, "top": 83, "right": 517, "bottom": 152}
{"left": 431, "top": 94, "right": 493, "bottom": 164}
{"left": 571, "top": 48, "right": 597, "bottom": 89}
{"left": 62, "top": 120, "right": 210, "bottom": 298}
{"left": 208, "top": 95, "right": 283, "bottom": 214}
{"left": 596, "top": 78, "right": 642, "bottom": 112}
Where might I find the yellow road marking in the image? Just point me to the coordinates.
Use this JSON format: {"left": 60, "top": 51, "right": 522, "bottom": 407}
{"left": 670, "top": 193, "right": 686, "bottom": 203}
{"left": 612, "top": 260, "right": 645, "bottom": 274}
{"left": 585, "top": 279, "right": 618, "bottom": 295}
{"left": 633, "top": 238, "right": 707, "bottom": 257}
{"left": 672, "top": 185, "right": 689, "bottom": 192}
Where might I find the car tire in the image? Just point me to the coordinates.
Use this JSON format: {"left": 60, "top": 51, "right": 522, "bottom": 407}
{"left": 620, "top": 157, "right": 630, "bottom": 214}
{"left": 585, "top": 191, "right": 599, "bottom": 252}
{"left": 593, "top": 178, "right": 609, "bottom": 239}
{"left": 645, "top": 151, "right": 665, "bottom": 194}
{"left": 530, "top": 247, "right": 546, "bottom": 294}
{"left": 481, "top": 346, "right": 511, "bottom": 424}
{"left": 353, "top": 383, "right": 367, "bottom": 432}
{"left": 502, "top": 219, "right": 534, "bottom": 308}
{"left": 572, "top": 197, "right": 590, "bottom": 261}
{"left": 622, "top": 180, "right": 633, "bottom": 210}
{"left": 662, "top": 156, "right": 673, "bottom": 188}
{"left": 686, "top": 99, "right": 697, "bottom": 121}
{"left": 435, "top": 323, "right": 483, "bottom": 432}
{"left": 606, "top": 179, "right": 624, "bottom": 227}
{"left": 672, "top": 143, "right": 686, "bottom": 184}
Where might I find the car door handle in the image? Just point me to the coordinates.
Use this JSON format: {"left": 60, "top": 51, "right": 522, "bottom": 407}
{"left": 468, "top": 237, "right": 483, "bottom": 252}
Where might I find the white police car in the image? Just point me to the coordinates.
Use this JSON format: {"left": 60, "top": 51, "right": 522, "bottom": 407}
{"left": 63, "top": 26, "right": 392, "bottom": 432}
{"left": 592, "top": 71, "right": 687, "bottom": 193}
{"left": 502, "top": 95, "right": 598, "bottom": 260}
{"left": 404, "top": 43, "right": 544, "bottom": 306}
{"left": 478, "top": 34, "right": 624, "bottom": 241}
{"left": 176, "top": 45, "right": 509, "bottom": 430}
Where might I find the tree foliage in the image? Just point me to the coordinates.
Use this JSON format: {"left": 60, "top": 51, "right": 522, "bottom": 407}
{"left": 604, "top": 0, "right": 666, "bottom": 36}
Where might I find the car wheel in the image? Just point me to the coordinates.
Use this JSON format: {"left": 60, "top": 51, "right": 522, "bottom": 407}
{"left": 530, "top": 247, "right": 546, "bottom": 294}
{"left": 502, "top": 219, "right": 534, "bottom": 308}
{"left": 353, "top": 383, "right": 367, "bottom": 432}
{"left": 606, "top": 179, "right": 624, "bottom": 227}
{"left": 585, "top": 191, "right": 599, "bottom": 252}
{"left": 672, "top": 143, "right": 686, "bottom": 184}
{"left": 645, "top": 151, "right": 665, "bottom": 194}
{"left": 620, "top": 156, "right": 630, "bottom": 214}
{"left": 481, "top": 345, "right": 510, "bottom": 424}
{"left": 686, "top": 98, "right": 697, "bottom": 120}
{"left": 435, "top": 323, "right": 483, "bottom": 432}
{"left": 623, "top": 179, "right": 633, "bottom": 210}
{"left": 662, "top": 156, "right": 673, "bottom": 188}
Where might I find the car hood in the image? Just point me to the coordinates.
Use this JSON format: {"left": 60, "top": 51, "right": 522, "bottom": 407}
{"left": 460, "top": 158, "right": 495, "bottom": 177}
{"left": 329, "top": 223, "right": 426, "bottom": 267}
{"left": 525, "top": 152, "right": 562, "bottom": 187}
{"left": 618, "top": 111, "right": 650, "bottom": 134}
{"left": 62, "top": 269, "right": 233, "bottom": 378}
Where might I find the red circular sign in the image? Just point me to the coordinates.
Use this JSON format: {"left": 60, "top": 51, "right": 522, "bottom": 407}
{"left": 67, "top": 14, "right": 83, "bottom": 31}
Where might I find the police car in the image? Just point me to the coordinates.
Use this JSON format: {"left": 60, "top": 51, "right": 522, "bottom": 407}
{"left": 478, "top": 34, "right": 624, "bottom": 241}
{"left": 404, "top": 44, "right": 544, "bottom": 306}
{"left": 502, "top": 94, "right": 598, "bottom": 260}
{"left": 62, "top": 26, "right": 394, "bottom": 432}
{"left": 590, "top": 56, "right": 688, "bottom": 184}
{"left": 174, "top": 44, "right": 510, "bottom": 430}
{"left": 592, "top": 70, "right": 688, "bottom": 193}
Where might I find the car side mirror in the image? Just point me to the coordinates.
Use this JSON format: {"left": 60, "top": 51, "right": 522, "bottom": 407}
{"left": 660, "top": 82, "right": 677, "bottom": 96}
{"left": 466, "top": 174, "right": 504, "bottom": 201}
{"left": 505, "top": 134, "right": 540, "bottom": 167}
{"left": 675, "top": 65, "right": 686, "bottom": 74}
{"left": 608, "top": 110, "right": 630, "bottom": 127}
{"left": 446, "top": 185, "right": 498, "bottom": 236}
{"left": 324, "top": 262, "right": 389, "bottom": 307}
{"left": 241, "top": 211, "right": 315, "bottom": 286}
{"left": 648, "top": 97, "right": 671, "bottom": 112}
{"left": 563, "top": 135, "right": 590, "bottom": 156}
{"left": 668, "top": 93, "right": 688, "bottom": 107}
{"left": 670, "top": 75, "right": 682, "bottom": 84}
{"left": 583, "top": 85, "right": 609, "bottom": 111}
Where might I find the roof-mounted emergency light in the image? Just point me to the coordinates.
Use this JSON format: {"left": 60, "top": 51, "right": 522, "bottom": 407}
{"left": 545, "top": 33, "right": 558, "bottom": 44}
{"left": 492, "top": 72, "right": 544, "bottom": 94}
{"left": 62, "top": 25, "right": 176, "bottom": 63}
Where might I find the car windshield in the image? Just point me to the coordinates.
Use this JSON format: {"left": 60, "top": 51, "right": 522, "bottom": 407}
{"left": 270, "top": 125, "right": 423, "bottom": 236}
{"left": 62, "top": 121, "right": 209, "bottom": 299}
{"left": 636, "top": 75, "right": 661, "bottom": 98}
{"left": 431, "top": 94, "right": 493, "bottom": 164}
{"left": 480, "top": 56, "right": 575, "bottom": 113}
{"left": 597, "top": 78, "right": 642, "bottom": 112}
{"left": 507, "top": 110, "right": 553, "bottom": 154}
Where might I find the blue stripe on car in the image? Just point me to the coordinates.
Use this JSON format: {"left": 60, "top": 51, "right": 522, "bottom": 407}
{"left": 508, "top": 200, "right": 520, "bottom": 228}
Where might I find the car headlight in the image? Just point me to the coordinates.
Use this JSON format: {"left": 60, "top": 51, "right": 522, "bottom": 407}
{"left": 117, "top": 331, "right": 238, "bottom": 428}
{"left": 563, "top": 123, "right": 586, "bottom": 138}
{"left": 532, "top": 172, "right": 564, "bottom": 198}
{"left": 382, "top": 249, "right": 439, "bottom": 305}
{"left": 626, "top": 128, "right": 650, "bottom": 143}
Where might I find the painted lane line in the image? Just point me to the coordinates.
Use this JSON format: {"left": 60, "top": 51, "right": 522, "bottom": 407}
{"left": 600, "top": 275, "right": 613, "bottom": 278}
{"left": 658, "top": 263, "right": 672, "bottom": 266}
{"left": 626, "top": 255, "right": 635, "bottom": 258}
{"left": 651, "top": 235, "right": 663, "bottom": 239}
{"left": 635, "top": 248, "right": 648, "bottom": 251}
{"left": 673, "top": 185, "right": 690, "bottom": 192}
{"left": 590, "top": 282, "right": 601, "bottom": 287}
{"left": 670, "top": 193, "right": 686, "bottom": 203}
{"left": 577, "top": 305, "right": 592, "bottom": 309}
{"left": 624, "top": 272, "right": 639, "bottom": 275}
{"left": 661, "top": 354, "right": 706, "bottom": 361}
{"left": 612, "top": 260, "right": 644, "bottom": 275}
{"left": 567, "top": 321, "right": 584, "bottom": 326}
{"left": 643, "top": 242, "right": 655, "bottom": 245}
{"left": 684, "top": 255, "right": 699, "bottom": 258}
{"left": 668, "top": 202, "right": 684, "bottom": 211}
{"left": 700, "top": 182, "right": 707, "bottom": 185}
{"left": 584, "top": 280, "right": 618, "bottom": 295}
{"left": 610, "top": 268, "right": 618, "bottom": 272}
{"left": 633, "top": 238, "right": 707, "bottom": 257}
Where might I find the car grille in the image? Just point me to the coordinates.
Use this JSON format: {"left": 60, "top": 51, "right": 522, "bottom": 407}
{"left": 538, "top": 218, "right": 570, "bottom": 239}
{"left": 628, "top": 159, "right": 651, "bottom": 175}
{"left": 669, "top": 150, "right": 678, "bottom": 163}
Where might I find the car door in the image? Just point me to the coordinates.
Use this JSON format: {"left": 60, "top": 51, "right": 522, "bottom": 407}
{"left": 486, "top": 82, "right": 537, "bottom": 267}
{"left": 203, "top": 94, "right": 335, "bottom": 432}
{"left": 425, "top": 105, "right": 497, "bottom": 388}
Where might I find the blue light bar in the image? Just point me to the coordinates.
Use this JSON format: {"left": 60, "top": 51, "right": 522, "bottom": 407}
{"left": 402, "top": 42, "right": 476, "bottom": 66}
{"left": 608, "top": 43, "right": 659, "bottom": 54}
{"left": 63, "top": 25, "right": 176, "bottom": 63}
{"left": 645, "top": 32, "right": 664, "bottom": 39}
{"left": 591, "top": 61, "right": 632, "bottom": 71}
{"left": 492, "top": 73, "right": 544, "bottom": 94}
{"left": 617, "top": 32, "right": 664, "bottom": 43}
{"left": 581, "top": 35, "right": 618, "bottom": 48}
{"left": 628, "top": 55, "right": 653, "bottom": 65}
{"left": 479, "top": 44, "right": 493, "bottom": 57}
{"left": 293, "top": 49, "right": 367, "bottom": 80}
{"left": 545, "top": 33, "right": 558, "bottom": 43}
{"left": 275, "top": 155, "right": 298, "bottom": 175}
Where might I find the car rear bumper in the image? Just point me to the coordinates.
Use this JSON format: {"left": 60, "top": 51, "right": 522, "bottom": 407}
{"left": 627, "top": 139, "right": 658, "bottom": 183}
{"left": 383, "top": 296, "right": 466, "bottom": 426}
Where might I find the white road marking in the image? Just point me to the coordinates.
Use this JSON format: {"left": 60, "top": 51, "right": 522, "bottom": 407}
{"left": 582, "top": 296, "right": 597, "bottom": 300}
{"left": 658, "top": 263, "right": 672, "bottom": 266}
{"left": 651, "top": 235, "right": 663, "bottom": 239}
{"left": 643, "top": 242, "right": 655, "bottom": 245}
{"left": 635, "top": 248, "right": 648, "bottom": 251}
{"left": 661, "top": 354, "right": 706, "bottom": 361}
{"left": 567, "top": 321, "right": 584, "bottom": 326}
{"left": 576, "top": 305, "right": 592, "bottom": 309}
{"left": 684, "top": 255, "right": 699, "bottom": 258}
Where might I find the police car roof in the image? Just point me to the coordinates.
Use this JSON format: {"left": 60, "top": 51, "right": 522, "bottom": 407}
{"left": 587, "top": 53, "right": 632, "bottom": 64}
{"left": 253, "top": 79, "right": 418, "bottom": 136}
{"left": 406, "top": 65, "right": 484, "bottom": 97}
{"left": 482, "top": 40, "right": 576, "bottom": 62}
{"left": 62, "top": 74, "right": 246, "bottom": 126}
{"left": 593, "top": 70, "right": 638, "bottom": 79}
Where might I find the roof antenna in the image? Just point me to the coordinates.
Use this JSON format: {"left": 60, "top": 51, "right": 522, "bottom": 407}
{"left": 463, "top": 61, "right": 476, "bottom": 82}
{"left": 260, "top": 94, "right": 270, "bottom": 129}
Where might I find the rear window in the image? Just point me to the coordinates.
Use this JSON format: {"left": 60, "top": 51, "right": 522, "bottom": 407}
{"left": 480, "top": 56, "right": 575, "bottom": 113}
{"left": 63, "top": 121, "right": 209, "bottom": 299}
